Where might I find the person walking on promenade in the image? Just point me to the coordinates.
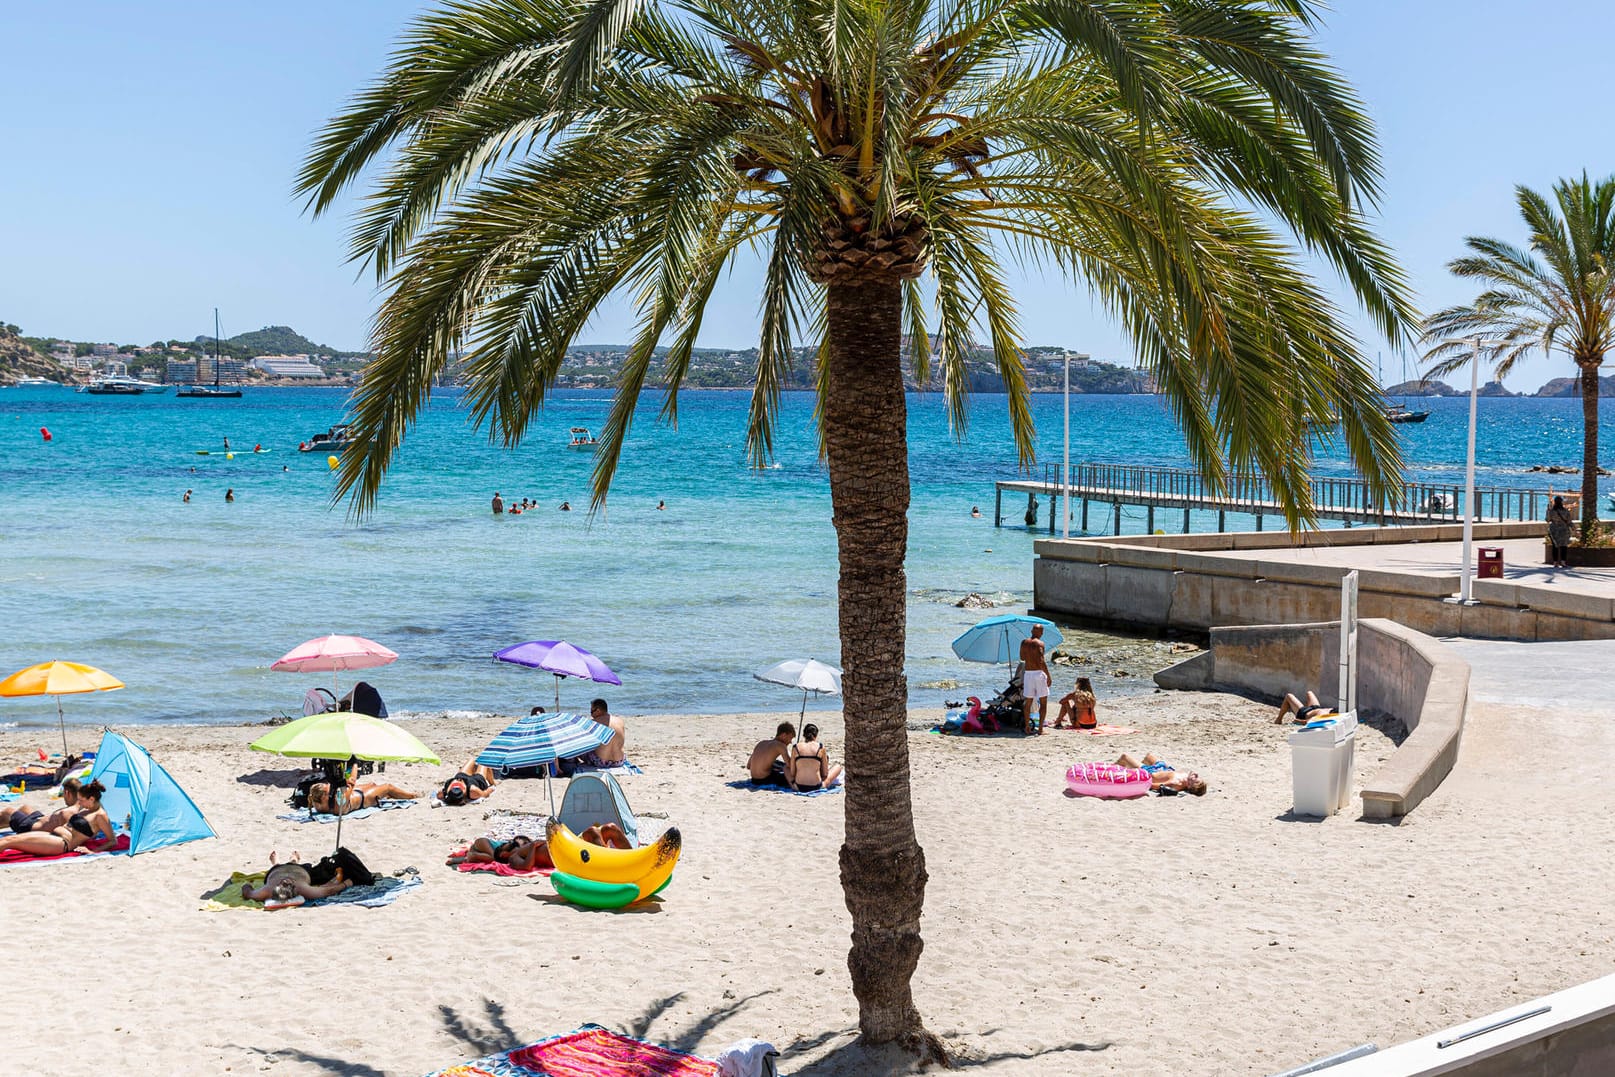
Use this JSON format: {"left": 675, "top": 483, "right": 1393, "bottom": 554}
{"left": 1547, "top": 495, "right": 1575, "bottom": 569}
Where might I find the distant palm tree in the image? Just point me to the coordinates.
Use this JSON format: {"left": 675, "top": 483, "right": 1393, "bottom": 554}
{"left": 1424, "top": 174, "right": 1615, "bottom": 539}
{"left": 299, "top": 0, "right": 1411, "bottom": 1057}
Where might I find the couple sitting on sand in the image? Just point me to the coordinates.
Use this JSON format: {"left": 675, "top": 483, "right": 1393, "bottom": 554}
{"left": 747, "top": 722, "right": 844, "bottom": 791}
{"left": 1, "top": 779, "right": 117, "bottom": 856}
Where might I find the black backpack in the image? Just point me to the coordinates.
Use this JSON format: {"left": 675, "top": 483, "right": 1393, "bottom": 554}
{"left": 307, "top": 846, "right": 375, "bottom": 888}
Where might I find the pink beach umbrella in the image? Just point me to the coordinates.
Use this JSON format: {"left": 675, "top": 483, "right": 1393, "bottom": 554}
{"left": 271, "top": 635, "right": 398, "bottom": 697}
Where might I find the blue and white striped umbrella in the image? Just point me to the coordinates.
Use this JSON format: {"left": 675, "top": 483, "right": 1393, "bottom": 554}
{"left": 476, "top": 710, "right": 615, "bottom": 771}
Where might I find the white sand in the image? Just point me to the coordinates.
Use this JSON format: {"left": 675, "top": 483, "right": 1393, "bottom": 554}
{"left": 2, "top": 691, "right": 1610, "bottom": 1075}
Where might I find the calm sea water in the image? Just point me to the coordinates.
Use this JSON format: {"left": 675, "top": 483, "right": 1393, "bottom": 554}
{"left": 1, "top": 386, "right": 1608, "bottom": 729}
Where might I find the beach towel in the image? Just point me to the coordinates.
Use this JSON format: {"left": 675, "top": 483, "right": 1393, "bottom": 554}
{"left": 725, "top": 779, "right": 842, "bottom": 798}
{"left": 1069, "top": 724, "right": 1137, "bottom": 736}
{"left": 573, "top": 759, "right": 643, "bottom": 776}
{"left": 0, "top": 834, "right": 130, "bottom": 867}
{"left": 276, "top": 798, "right": 417, "bottom": 824}
{"left": 202, "top": 871, "right": 423, "bottom": 910}
{"left": 424, "top": 1024, "right": 718, "bottom": 1077}
{"left": 448, "top": 846, "right": 553, "bottom": 877}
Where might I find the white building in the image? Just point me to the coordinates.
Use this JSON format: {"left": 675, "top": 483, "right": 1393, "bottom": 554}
{"left": 252, "top": 354, "right": 326, "bottom": 378}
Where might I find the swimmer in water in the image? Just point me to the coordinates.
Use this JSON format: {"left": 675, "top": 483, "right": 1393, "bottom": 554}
{"left": 559, "top": 501, "right": 572, "bottom": 512}
{"left": 970, "top": 506, "right": 982, "bottom": 518}
{"left": 183, "top": 489, "right": 192, "bottom": 503}
{"left": 225, "top": 488, "right": 235, "bottom": 503}
{"left": 657, "top": 500, "right": 666, "bottom": 510}
{"left": 223, "top": 437, "right": 231, "bottom": 451}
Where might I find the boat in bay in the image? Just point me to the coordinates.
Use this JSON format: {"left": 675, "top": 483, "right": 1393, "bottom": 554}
{"left": 177, "top": 310, "right": 244, "bottom": 399}
{"left": 567, "top": 426, "right": 598, "bottom": 449}
{"left": 1385, "top": 403, "right": 1430, "bottom": 424}
{"left": 14, "top": 375, "right": 62, "bottom": 387}
{"left": 299, "top": 423, "right": 352, "bottom": 452}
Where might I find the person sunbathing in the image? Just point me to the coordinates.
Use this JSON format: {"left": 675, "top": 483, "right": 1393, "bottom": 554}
{"left": 447, "top": 823, "right": 629, "bottom": 871}
{"left": 1115, "top": 753, "right": 1208, "bottom": 796}
{"left": 439, "top": 761, "right": 499, "bottom": 806}
{"left": 787, "top": 724, "right": 844, "bottom": 791}
{"left": 1053, "top": 677, "right": 1097, "bottom": 730}
{"left": 1276, "top": 691, "right": 1334, "bottom": 725}
{"left": 6, "top": 778, "right": 82, "bottom": 833}
{"left": 240, "top": 850, "right": 353, "bottom": 904}
{"left": 0, "top": 780, "right": 115, "bottom": 855}
{"left": 308, "top": 779, "right": 421, "bottom": 816}
{"left": 2, "top": 753, "right": 82, "bottom": 787}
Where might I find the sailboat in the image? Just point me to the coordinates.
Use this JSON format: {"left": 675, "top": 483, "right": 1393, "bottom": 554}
{"left": 176, "top": 310, "right": 244, "bottom": 399}
{"left": 1381, "top": 351, "right": 1430, "bottom": 424}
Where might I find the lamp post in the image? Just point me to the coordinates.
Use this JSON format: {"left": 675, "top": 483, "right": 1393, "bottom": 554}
{"left": 1441, "top": 337, "right": 1491, "bottom": 605}
{"left": 1062, "top": 351, "right": 1089, "bottom": 538}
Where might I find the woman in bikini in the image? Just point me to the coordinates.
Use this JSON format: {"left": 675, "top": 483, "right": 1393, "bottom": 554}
{"left": 6, "top": 778, "right": 81, "bottom": 833}
{"left": 1275, "top": 691, "right": 1331, "bottom": 725}
{"left": 439, "top": 760, "right": 499, "bottom": 806}
{"left": 308, "top": 779, "right": 421, "bottom": 816}
{"left": 1114, "top": 753, "right": 1208, "bottom": 796}
{"left": 787, "top": 724, "right": 844, "bottom": 791}
{"left": 0, "top": 780, "right": 115, "bottom": 855}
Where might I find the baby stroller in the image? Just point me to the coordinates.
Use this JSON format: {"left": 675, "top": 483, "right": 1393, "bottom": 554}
{"left": 339, "top": 681, "right": 388, "bottom": 719}
{"left": 980, "top": 667, "right": 1026, "bottom": 727}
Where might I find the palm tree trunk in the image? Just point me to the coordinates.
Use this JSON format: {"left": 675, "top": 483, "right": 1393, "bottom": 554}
{"left": 1580, "top": 359, "right": 1602, "bottom": 540}
{"left": 822, "top": 278, "right": 935, "bottom": 1053}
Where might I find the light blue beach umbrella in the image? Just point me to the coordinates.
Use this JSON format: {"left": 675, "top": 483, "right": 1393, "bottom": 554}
{"left": 951, "top": 614, "right": 1064, "bottom": 665}
{"left": 475, "top": 710, "right": 615, "bottom": 814}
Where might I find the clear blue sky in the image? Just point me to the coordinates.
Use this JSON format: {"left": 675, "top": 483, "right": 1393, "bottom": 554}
{"left": 3, "top": 0, "right": 1612, "bottom": 390}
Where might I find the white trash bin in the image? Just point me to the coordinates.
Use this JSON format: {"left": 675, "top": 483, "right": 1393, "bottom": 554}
{"left": 1287, "top": 711, "right": 1357, "bottom": 817}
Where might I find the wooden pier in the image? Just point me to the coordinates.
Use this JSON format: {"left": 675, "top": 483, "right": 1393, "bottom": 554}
{"left": 995, "top": 462, "right": 1556, "bottom": 534}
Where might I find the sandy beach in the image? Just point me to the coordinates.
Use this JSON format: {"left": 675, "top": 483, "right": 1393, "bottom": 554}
{"left": 2, "top": 689, "right": 1610, "bottom": 1076}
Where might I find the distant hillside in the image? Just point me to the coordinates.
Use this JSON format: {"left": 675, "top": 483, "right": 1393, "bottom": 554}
{"left": 1386, "top": 379, "right": 1457, "bottom": 397}
{"left": 192, "top": 324, "right": 366, "bottom": 360}
{"left": 1534, "top": 375, "right": 1615, "bottom": 398}
{"left": 0, "top": 323, "right": 73, "bottom": 385}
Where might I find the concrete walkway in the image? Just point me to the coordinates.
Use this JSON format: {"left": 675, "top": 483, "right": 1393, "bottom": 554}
{"left": 1444, "top": 637, "right": 1615, "bottom": 713}
{"left": 1212, "top": 536, "right": 1615, "bottom": 598}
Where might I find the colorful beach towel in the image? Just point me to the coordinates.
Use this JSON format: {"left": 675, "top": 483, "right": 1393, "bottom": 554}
{"left": 276, "top": 798, "right": 417, "bottom": 824}
{"left": 573, "top": 760, "right": 643, "bottom": 776}
{"left": 424, "top": 1024, "right": 717, "bottom": 1077}
{"left": 725, "top": 778, "right": 842, "bottom": 798}
{"left": 202, "top": 871, "right": 423, "bottom": 910}
{"left": 448, "top": 847, "right": 553, "bottom": 877}
{"left": 0, "top": 833, "right": 130, "bottom": 867}
{"left": 1068, "top": 724, "right": 1137, "bottom": 737}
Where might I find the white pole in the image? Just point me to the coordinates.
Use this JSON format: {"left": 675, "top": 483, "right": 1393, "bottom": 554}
{"left": 1062, "top": 352, "right": 1071, "bottom": 538}
{"left": 1461, "top": 338, "right": 1480, "bottom": 604}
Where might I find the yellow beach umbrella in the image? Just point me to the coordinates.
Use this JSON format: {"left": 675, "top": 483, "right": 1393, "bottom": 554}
{"left": 0, "top": 660, "right": 125, "bottom": 755}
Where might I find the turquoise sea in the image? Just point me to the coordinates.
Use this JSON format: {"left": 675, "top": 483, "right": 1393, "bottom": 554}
{"left": 1, "top": 386, "right": 1609, "bottom": 730}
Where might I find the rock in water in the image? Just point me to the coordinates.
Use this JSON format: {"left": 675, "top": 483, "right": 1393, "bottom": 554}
{"left": 955, "top": 592, "right": 994, "bottom": 609}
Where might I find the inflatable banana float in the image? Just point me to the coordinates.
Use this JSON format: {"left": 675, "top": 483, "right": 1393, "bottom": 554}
{"left": 545, "top": 820, "right": 682, "bottom": 909}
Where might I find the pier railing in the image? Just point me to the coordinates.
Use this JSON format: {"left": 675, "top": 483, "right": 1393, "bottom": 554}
{"left": 992, "top": 462, "right": 1555, "bottom": 531}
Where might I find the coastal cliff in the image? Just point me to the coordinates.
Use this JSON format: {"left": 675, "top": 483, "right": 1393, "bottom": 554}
{"left": 0, "top": 325, "right": 73, "bottom": 385}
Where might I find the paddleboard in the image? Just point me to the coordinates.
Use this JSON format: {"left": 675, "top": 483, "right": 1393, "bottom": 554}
{"left": 193, "top": 448, "right": 272, "bottom": 455}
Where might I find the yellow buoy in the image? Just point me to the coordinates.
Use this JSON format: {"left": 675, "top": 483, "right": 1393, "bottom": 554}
{"left": 225, "top": 452, "right": 234, "bottom": 460}
{"left": 327, "top": 455, "right": 339, "bottom": 470}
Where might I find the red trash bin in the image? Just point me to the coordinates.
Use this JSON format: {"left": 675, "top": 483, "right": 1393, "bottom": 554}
{"left": 1477, "top": 547, "right": 1504, "bottom": 579}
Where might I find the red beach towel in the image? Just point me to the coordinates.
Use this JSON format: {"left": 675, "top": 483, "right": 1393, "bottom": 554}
{"left": 0, "top": 834, "right": 130, "bottom": 866}
{"left": 447, "top": 847, "right": 552, "bottom": 876}
{"left": 509, "top": 1027, "right": 718, "bottom": 1075}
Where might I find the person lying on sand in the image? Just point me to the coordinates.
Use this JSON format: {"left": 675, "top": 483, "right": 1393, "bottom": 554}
{"left": 308, "top": 780, "right": 421, "bottom": 816}
{"left": 747, "top": 722, "right": 796, "bottom": 786}
{"left": 6, "top": 778, "right": 82, "bottom": 833}
{"left": 446, "top": 823, "right": 630, "bottom": 871}
{"left": 1275, "top": 691, "right": 1333, "bottom": 725}
{"left": 0, "top": 780, "right": 114, "bottom": 856}
{"left": 787, "top": 724, "right": 843, "bottom": 791}
{"left": 1115, "top": 753, "right": 1207, "bottom": 796}
{"left": 439, "top": 761, "right": 499, "bottom": 806}
{"left": 2, "top": 754, "right": 82, "bottom": 784}
{"left": 240, "top": 850, "right": 353, "bottom": 904}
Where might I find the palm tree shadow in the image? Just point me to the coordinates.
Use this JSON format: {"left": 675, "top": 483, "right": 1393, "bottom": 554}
{"left": 620, "top": 988, "right": 781, "bottom": 1054}
{"left": 222, "top": 1045, "right": 386, "bottom": 1077}
{"left": 436, "top": 998, "right": 520, "bottom": 1056}
{"left": 789, "top": 1034, "right": 1110, "bottom": 1075}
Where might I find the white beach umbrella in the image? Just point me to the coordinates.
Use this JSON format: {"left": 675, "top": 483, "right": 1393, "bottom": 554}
{"left": 754, "top": 658, "right": 842, "bottom": 721}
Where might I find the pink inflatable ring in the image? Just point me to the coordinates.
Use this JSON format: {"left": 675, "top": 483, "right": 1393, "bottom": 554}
{"left": 1066, "top": 762, "right": 1153, "bottom": 799}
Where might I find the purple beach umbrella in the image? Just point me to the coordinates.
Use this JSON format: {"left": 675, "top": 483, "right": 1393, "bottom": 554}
{"left": 494, "top": 640, "right": 622, "bottom": 709}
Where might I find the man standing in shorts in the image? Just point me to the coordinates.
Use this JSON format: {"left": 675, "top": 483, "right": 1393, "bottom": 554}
{"left": 1019, "top": 625, "right": 1050, "bottom": 735}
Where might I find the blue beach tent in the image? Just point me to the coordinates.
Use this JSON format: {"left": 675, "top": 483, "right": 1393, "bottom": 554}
{"left": 89, "top": 730, "right": 215, "bottom": 855}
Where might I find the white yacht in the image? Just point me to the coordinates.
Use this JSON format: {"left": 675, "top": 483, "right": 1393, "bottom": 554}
{"left": 13, "top": 375, "right": 61, "bottom": 387}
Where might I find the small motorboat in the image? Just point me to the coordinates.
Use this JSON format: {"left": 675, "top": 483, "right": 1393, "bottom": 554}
{"left": 299, "top": 423, "right": 352, "bottom": 452}
{"left": 82, "top": 378, "right": 145, "bottom": 395}
{"left": 1385, "top": 403, "right": 1430, "bottom": 424}
{"left": 567, "top": 426, "right": 598, "bottom": 449}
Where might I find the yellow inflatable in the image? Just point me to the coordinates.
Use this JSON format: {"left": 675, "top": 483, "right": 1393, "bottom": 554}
{"left": 327, "top": 455, "right": 339, "bottom": 470}
{"left": 545, "top": 820, "right": 681, "bottom": 907}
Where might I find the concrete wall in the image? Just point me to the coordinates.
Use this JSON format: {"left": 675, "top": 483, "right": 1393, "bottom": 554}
{"left": 1033, "top": 528, "right": 1615, "bottom": 644}
{"left": 1154, "top": 618, "right": 1468, "bottom": 818}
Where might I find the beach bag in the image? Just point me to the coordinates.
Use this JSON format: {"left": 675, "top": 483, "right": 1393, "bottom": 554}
{"left": 308, "top": 846, "right": 375, "bottom": 887}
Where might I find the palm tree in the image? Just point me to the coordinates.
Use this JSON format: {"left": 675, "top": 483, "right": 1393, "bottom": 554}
{"left": 299, "top": 0, "right": 1412, "bottom": 1056}
{"left": 1423, "top": 174, "right": 1615, "bottom": 540}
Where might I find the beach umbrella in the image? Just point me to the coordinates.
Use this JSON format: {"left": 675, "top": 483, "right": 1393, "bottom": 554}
{"left": 475, "top": 710, "right": 616, "bottom": 814}
{"left": 0, "top": 660, "right": 124, "bottom": 755}
{"left": 494, "top": 640, "right": 621, "bottom": 709}
{"left": 271, "top": 634, "right": 398, "bottom": 698}
{"left": 251, "top": 710, "right": 439, "bottom": 850}
{"left": 754, "top": 658, "right": 842, "bottom": 721}
{"left": 951, "top": 615, "right": 1064, "bottom": 686}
